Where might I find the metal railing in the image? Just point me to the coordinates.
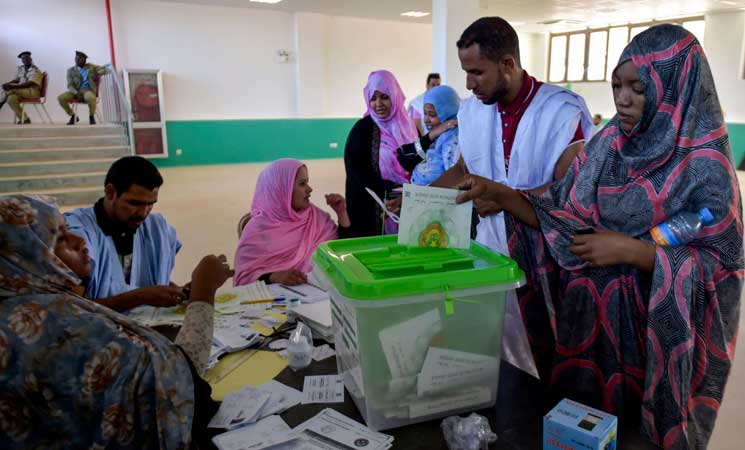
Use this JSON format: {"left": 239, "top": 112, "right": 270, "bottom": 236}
{"left": 98, "top": 66, "right": 135, "bottom": 155}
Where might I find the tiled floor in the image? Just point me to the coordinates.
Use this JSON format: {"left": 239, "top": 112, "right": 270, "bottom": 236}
{"left": 65, "top": 160, "right": 745, "bottom": 448}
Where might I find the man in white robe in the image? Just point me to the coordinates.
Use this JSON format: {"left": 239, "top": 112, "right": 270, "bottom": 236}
{"left": 65, "top": 156, "right": 185, "bottom": 311}
{"left": 424, "top": 17, "right": 594, "bottom": 378}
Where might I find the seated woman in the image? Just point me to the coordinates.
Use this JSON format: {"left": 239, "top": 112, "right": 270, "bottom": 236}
{"left": 456, "top": 25, "right": 742, "bottom": 449}
{"left": 234, "top": 158, "right": 350, "bottom": 286}
{"left": 397, "top": 84, "right": 460, "bottom": 185}
{"left": 344, "top": 70, "right": 418, "bottom": 237}
{"left": 0, "top": 194, "right": 233, "bottom": 449}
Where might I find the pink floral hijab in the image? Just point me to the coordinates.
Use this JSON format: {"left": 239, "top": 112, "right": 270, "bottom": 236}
{"left": 234, "top": 159, "right": 338, "bottom": 286}
{"left": 364, "top": 70, "right": 418, "bottom": 184}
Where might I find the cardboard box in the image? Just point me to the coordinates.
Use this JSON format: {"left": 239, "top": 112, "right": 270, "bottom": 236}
{"left": 544, "top": 399, "right": 617, "bottom": 450}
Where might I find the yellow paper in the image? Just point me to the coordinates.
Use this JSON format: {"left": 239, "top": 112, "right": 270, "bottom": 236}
{"left": 250, "top": 311, "right": 288, "bottom": 337}
{"left": 207, "top": 350, "right": 288, "bottom": 401}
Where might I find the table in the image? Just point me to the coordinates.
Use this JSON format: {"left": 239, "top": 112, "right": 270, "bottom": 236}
{"left": 275, "top": 357, "right": 660, "bottom": 450}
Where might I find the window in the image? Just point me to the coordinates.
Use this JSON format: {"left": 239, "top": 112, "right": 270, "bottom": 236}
{"left": 548, "top": 16, "right": 704, "bottom": 83}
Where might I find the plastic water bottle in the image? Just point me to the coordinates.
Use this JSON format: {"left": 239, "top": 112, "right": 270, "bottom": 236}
{"left": 650, "top": 208, "right": 714, "bottom": 246}
{"left": 287, "top": 322, "right": 313, "bottom": 370}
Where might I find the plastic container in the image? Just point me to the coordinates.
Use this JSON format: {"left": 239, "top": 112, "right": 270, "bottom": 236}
{"left": 650, "top": 208, "right": 713, "bottom": 246}
{"left": 287, "top": 322, "right": 313, "bottom": 371}
{"left": 312, "top": 235, "right": 525, "bottom": 431}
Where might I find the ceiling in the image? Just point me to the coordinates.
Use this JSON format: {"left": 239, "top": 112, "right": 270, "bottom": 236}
{"left": 155, "top": 0, "right": 745, "bottom": 31}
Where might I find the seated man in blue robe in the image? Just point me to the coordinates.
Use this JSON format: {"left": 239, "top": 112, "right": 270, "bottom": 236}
{"left": 65, "top": 156, "right": 185, "bottom": 311}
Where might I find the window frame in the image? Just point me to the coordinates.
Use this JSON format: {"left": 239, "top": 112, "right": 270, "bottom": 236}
{"left": 547, "top": 15, "right": 704, "bottom": 83}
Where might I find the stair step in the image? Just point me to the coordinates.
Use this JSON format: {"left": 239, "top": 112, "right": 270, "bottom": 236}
{"left": 2, "top": 187, "right": 101, "bottom": 207}
{"left": 0, "top": 159, "right": 117, "bottom": 177}
{"left": 0, "top": 146, "right": 129, "bottom": 163}
{"left": 0, "top": 172, "right": 105, "bottom": 193}
{"left": 0, "top": 124, "right": 123, "bottom": 139}
{"left": 0, "top": 135, "right": 126, "bottom": 150}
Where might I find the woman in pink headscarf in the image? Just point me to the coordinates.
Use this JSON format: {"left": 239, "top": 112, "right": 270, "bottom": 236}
{"left": 344, "top": 70, "right": 418, "bottom": 237}
{"left": 234, "top": 159, "right": 351, "bottom": 286}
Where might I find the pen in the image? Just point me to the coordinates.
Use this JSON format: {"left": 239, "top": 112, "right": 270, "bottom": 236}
{"left": 240, "top": 297, "right": 286, "bottom": 305}
{"left": 279, "top": 284, "right": 305, "bottom": 296}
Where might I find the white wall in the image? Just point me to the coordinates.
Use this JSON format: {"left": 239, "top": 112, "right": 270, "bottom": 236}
{"left": 323, "top": 16, "right": 432, "bottom": 118}
{"left": 112, "top": 0, "right": 297, "bottom": 121}
{"left": 0, "top": 0, "right": 432, "bottom": 123}
{"left": 0, "top": 0, "right": 110, "bottom": 123}
{"left": 703, "top": 11, "right": 745, "bottom": 122}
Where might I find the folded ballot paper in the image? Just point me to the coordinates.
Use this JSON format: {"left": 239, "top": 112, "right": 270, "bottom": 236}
{"left": 209, "top": 380, "right": 303, "bottom": 431}
{"left": 398, "top": 183, "right": 472, "bottom": 249}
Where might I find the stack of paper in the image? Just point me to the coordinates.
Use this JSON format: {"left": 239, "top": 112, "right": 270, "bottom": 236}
{"left": 294, "top": 300, "right": 334, "bottom": 342}
{"left": 209, "top": 380, "right": 303, "bottom": 431}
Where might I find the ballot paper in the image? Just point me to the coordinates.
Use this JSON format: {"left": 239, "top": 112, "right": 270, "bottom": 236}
{"left": 416, "top": 347, "right": 499, "bottom": 396}
{"left": 365, "top": 187, "right": 400, "bottom": 223}
{"left": 302, "top": 375, "right": 344, "bottom": 404}
{"left": 214, "top": 281, "right": 276, "bottom": 314}
{"left": 397, "top": 183, "right": 472, "bottom": 249}
{"left": 378, "top": 309, "right": 443, "bottom": 379}
{"left": 212, "top": 415, "right": 295, "bottom": 450}
{"left": 255, "top": 380, "right": 303, "bottom": 418}
{"left": 311, "top": 344, "right": 336, "bottom": 362}
{"left": 291, "top": 409, "right": 393, "bottom": 450}
{"left": 208, "top": 387, "right": 271, "bottom": 429}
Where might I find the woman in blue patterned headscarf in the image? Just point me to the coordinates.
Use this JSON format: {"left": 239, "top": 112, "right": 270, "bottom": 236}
{"left": 0, "top": 194, "right": 229, "bottom": 449}
{"left": 456, "top": 25, "right": 742, "bottom": 449}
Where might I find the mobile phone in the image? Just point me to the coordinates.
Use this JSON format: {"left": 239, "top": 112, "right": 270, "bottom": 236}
{"left": 575, "top": 226, "right": 596, "bottom": 235}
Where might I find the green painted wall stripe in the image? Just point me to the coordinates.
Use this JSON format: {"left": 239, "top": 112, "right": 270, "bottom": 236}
{"left": 154, "top": 118, "right": 745, "bottom": 169}
{"left": 156, "top": 118, "right": 358, "bottom": 167}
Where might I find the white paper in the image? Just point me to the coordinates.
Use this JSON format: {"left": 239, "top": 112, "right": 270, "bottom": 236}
{"left": 293, "top": 300, "right": 333, "bottom": 328}
{"left": 397, "top": 183, "right": 472, "bottom": 249}
{"left": 269, "top": 339, "right": 289, "bottom": 350}
{"left": 292, "top": 408, "right": 393, "bottom": 450}
{"left": 365, "top": 187, "right": 400, "bottom": 223}
{"left": 302, "top": 375, "right": 344, "bottom": 404}
{"left": 312, "top": 344, "right": 336, "bottom": 361}
{"left": 254, "top": 380, "right": 303, "bottom": 418}
{"left": 212, "top": 415, "right": 294, "bottom": 450}
{"left": 208, "top": 388, "right": 271, "bottom": 429}
{"left": 409, "top": 386, "right": 492, "bottom": 419}
{"left": 378, "top": 309, "right": 443, "bottom": 379}
{"left": 416, "top": 347, "right": 499, "bottom": 396}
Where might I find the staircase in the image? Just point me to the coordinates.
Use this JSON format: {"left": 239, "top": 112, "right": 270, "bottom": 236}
{"left": 0, "top": 124, "right": 130, "bottom": 206}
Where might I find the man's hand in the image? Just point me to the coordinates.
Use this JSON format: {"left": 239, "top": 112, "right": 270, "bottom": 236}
{"left": 455, "top": 175, "right": 505, "bottom": 205}
{"left": 135, "top": 285, "right": 187, "bottom": 308}
{"left": 190, "top": 254, "right": 234, "bottom": 304}
{"left": 269, "top": 269, "right": 307, "bottom": 286}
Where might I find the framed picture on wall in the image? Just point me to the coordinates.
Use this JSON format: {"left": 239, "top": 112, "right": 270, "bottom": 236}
{"left": 123, "top": 69, "right": 168, "bottom": 158}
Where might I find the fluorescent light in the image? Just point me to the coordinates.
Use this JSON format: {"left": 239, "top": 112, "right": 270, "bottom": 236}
{"left": 250, "top": 0, "right": 283, "bottom": 3}
{"left": 401, "top": 11, "right": 430, "bottom": 18}
{"left": 720, "top": 0, "right": 737, "bottom": 5}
